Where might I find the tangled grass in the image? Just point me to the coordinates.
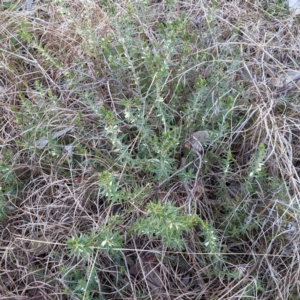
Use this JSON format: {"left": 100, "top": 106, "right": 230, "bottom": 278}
{"left": 1, "top": 0, "right": 300, "bottom": 299}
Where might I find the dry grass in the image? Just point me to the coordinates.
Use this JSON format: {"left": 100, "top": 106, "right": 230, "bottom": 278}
{"left": 1, "top": 0, "right": 300, "bottom": 299}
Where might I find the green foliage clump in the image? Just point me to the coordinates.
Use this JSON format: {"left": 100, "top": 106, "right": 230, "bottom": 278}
{"left": 67, "top": 228, "right": 123, "bottom": 259}
{"left": 132, "top": 202, "right": 199, "bottom": 250}
{"left": 1, "top": 0, "right": 299, "bottom": 299}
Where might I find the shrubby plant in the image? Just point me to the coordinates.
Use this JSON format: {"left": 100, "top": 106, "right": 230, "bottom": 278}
{"left": 0, "top": 0, "right": 300, "bottom": 299}
{"left": 67, "top": 228, "right": 123, "bottom": 258}
{"left": 132, "top": 201, "right": 199, "bottom": 250}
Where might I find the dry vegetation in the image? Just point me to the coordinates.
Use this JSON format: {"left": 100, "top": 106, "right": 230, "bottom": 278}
{"left": 1, "top": 0, "right": 300, "bottom": 299}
